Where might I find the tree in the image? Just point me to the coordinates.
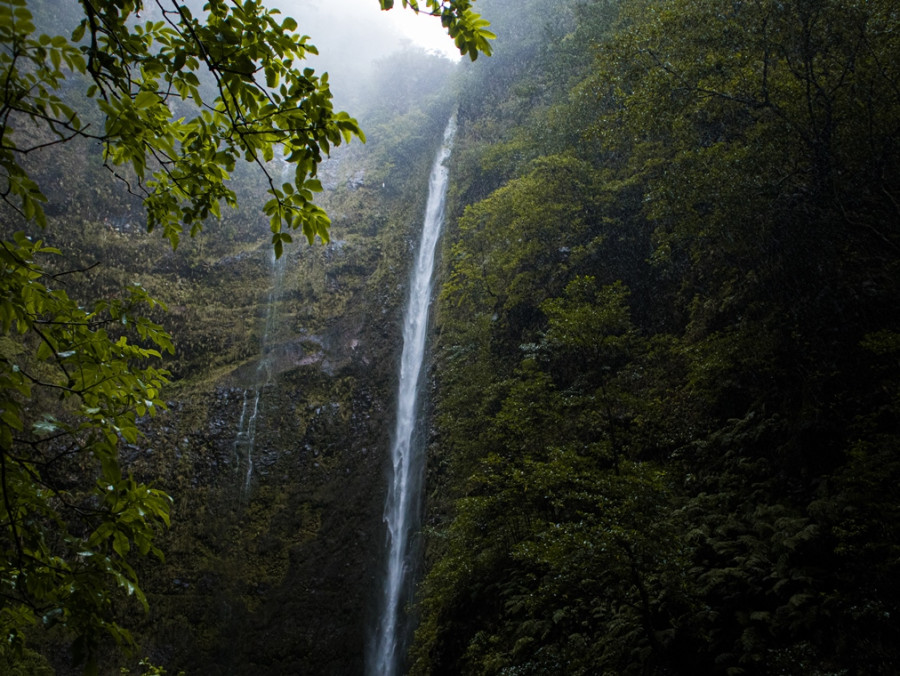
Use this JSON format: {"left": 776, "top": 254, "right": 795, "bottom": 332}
{"left": 0, "top": 233, "right": 173, "bottom": 670}
{"left": 0, "top": 0, "right": 493, "bottom": 670}
{"left": 1, "top": 0, "right": 494, "bottom": 254}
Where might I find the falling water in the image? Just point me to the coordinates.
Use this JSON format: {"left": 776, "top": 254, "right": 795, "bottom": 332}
{"left": 233, "top": 214, "right": 289, "bottom": 493}
{"left": 232, "top": 386, "right": 261, "bottom": 492}
{"left": 369, "top": 116, "right": 457, "bottom": 676}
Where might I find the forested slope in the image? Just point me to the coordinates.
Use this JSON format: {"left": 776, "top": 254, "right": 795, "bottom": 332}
{"left": 413, "top": 0, "right": 900, "bottom": 673}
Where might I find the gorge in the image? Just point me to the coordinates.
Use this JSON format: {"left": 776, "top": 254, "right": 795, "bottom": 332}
{"left": 1, "top": 1, "right": 899, "bottom": 675}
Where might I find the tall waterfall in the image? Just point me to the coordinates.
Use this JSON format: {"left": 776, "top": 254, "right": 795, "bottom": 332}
{"left": 370, "top": 116, "right": 457, "bottom": 676}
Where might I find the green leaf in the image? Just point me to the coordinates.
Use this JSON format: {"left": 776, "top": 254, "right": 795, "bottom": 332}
{"left": 133, "top": 90, "right": 158, "bottom": 109}
{"left": 1, "top": 407, "right": 24, "bottom": 431}
{"left": 173, "top": 49, "right": 186, "bottom": 71}
{"left": 112, "top": 531, "right": 130, "bottom": 558}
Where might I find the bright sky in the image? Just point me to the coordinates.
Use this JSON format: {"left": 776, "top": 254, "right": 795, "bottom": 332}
{"left": 327, "top": 0, "right": 461, "bottom": 61}
{"left": 384, "top": 3, "right": 461, "bottom": 60}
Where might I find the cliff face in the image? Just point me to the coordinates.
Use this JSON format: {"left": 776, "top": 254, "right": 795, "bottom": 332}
{"left": 134, "top": 361, "right": 390, "bottom": 675}
{"left": 6, "top": 57, "right": 457, "bottom": 670}
{"left": 123, "top": 136, "right": 444, "bottom": 675}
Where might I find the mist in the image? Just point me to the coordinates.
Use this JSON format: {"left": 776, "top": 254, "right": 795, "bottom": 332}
{"left": 272, "top": 0, "right": 459, "bottom": 113}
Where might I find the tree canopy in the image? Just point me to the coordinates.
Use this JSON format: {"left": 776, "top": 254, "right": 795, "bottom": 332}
{"left": 412, "top": 0, "right": 900, "bottom": 673}
{"left": 1, "top": 0, "right": 493, "bottom": 253}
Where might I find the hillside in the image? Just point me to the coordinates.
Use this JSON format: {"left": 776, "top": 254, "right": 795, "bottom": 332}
{"left": 413, "top": 0, "right": 900, "bottom": 674}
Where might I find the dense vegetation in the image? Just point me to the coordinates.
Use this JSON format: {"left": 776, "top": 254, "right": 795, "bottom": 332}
{"left": 3, "top": 0, "right": 898, "bottom": 673}
{"left": 413, "top": 0, "right": 900, "bottom": 673}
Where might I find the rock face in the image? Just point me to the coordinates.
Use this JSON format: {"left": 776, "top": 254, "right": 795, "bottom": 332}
{"left": 17, "top": 113, "right": 453, "bottom": 674}
{"left": 121, "top": 142, "right": 441, "bottom": 674}
{"left": 135, "top": 358, "right": 392, "bottom": 675}
{"left": 0, "top": 33, "right": 458, "bottom": 669}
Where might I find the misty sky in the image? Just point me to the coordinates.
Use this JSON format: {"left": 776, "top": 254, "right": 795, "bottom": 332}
{"left": 279, "top": 0, "right": 461, "bottom": 63}
{"left": 271, "top": 0, "right": 461, "bottom": 112}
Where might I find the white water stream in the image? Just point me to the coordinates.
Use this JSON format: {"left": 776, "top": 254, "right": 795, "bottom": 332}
{"left": 369, "top": 116, "right": 457, "bottom": 676}
{"left": 233, "top": 233, "right": 288, "bottom": 493}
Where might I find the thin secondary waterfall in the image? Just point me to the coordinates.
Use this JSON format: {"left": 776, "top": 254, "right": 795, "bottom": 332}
{"left": 370, "top": 116, "right": 457, "bottom": 676}
{"left": 233, "top": 224, "right": 288, "bottom": 493}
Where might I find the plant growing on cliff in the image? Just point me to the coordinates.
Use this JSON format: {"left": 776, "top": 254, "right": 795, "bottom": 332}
{"left": 414, "top": 0, "right": 900, "bottom": 673}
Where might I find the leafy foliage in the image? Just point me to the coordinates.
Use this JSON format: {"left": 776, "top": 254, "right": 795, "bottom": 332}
{"left": 1, "top": 0, "right": 349, "bottom": 253}
{"left": 0, "top": 234, "right": 173, "bottom": 668}
{"left": 414, "top": 0, "right": 900, "bottom": 673}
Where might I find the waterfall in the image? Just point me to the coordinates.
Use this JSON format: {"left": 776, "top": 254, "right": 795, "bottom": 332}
{"left": 233, "top": 216, "right": 288, "bottom": 493}
{"left": 232, "top": 386, "right": 261, "bottom": 492}
{"left": 369, "top": 116, "right": 457, "bottom": 676}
